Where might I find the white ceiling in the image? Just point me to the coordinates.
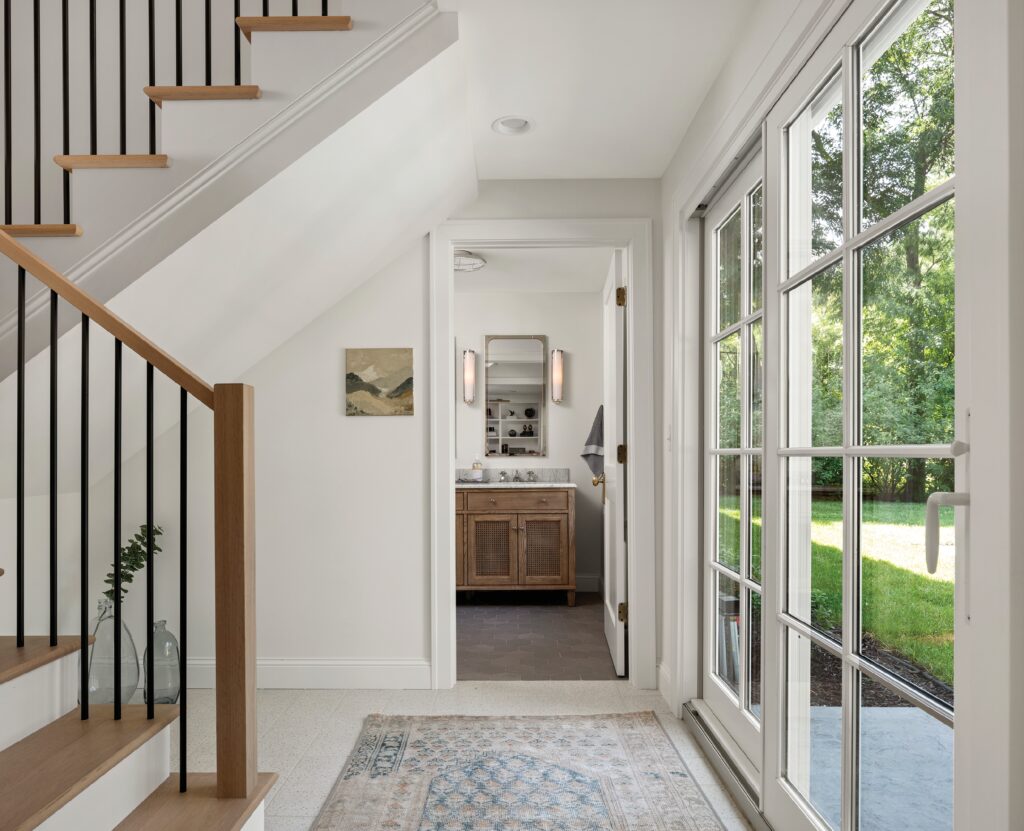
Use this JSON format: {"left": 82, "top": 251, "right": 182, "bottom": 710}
{"left": 450, "top": 0, "right": 757, "bottom": 179}
{"left": 455, "top": 247, "right": 614, "bottom": 294}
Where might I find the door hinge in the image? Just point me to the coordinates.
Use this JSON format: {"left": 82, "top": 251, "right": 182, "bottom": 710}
{"left": 617, "top": 444, "right": 627, "bottom": 464}
{"left": 618, "top": 601, "right": 628, "bottom": 623}
{"left": 616, "top": 286, "right": 626, "bottom": 307}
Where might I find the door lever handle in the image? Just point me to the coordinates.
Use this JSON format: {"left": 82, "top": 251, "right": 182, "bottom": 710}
{"left": 925, "top": 491, "right": 969, "bottom": 574}
{"left": 592, "top": 472, "right": 606, "bottom": 503}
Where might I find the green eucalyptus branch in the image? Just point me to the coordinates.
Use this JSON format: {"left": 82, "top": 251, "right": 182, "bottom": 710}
{"left": 103, "top": 524, "right": 164, "bottom": 603}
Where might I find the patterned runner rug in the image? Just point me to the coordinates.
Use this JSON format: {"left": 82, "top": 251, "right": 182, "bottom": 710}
{"left": 313, "top": 711, "right": 726, "bottom": 830}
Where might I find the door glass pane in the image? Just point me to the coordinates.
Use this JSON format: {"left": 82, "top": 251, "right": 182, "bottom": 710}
{"left": 718, "top": 332, "right": 741, "bottom": 447}
{"left": 786, "top": 262, "right": 843, "bottom": 447}
{"left": 787, "top": 457, "right": 843, "bottom": 641}
{"left": 859, "top": 674, "right": 953, "bottom": 831}
{"left": 718, "top": 455, "right": 741, "bottom": 573}
{"left": 716, "top": 573, "right": 742, "bottom": 695}
{"left": 748, "top": 590, "right": 762, "bottom": 720}
{"left": 861, "top": 457, "right": 954, "bottom": 706}
{"left": 750, "top": 454, "right": 763, "bottom": 583}
{"left": 788, "top": 72, "right": 844, "bottom": 274}
{"left": 750, "top": 185, "right": 764, "bottom": 312}
{"left": 785, "top": 629, "right": 842, "bottom": 829}
{"left": 750, "top": 318, "right": 764, "bottom": 448}
{"left": 861, "top": 200, "right": 955, "bottom": 446}
{"left": 861, "top": 0, "right": 955, "bottom": 228}
{"left": 718, "top": 207, "right": 742, "bottom": 329}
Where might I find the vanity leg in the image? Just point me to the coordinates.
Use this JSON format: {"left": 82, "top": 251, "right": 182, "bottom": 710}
{"left": 567, "top": 590, "right": 576, "bottom": 607}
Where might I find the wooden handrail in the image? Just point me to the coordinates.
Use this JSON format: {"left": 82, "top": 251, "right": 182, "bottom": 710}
{"left": 0, "top": 230, "right": 215, "bottom": 409}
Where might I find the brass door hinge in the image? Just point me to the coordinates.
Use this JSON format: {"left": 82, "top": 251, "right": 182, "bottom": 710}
{"left": 616, "top": 286, "right": 627, "bottom": 307}
{"left": 617, "top": 444, "right": 627, "bottom": 464}
{"left": 618, "top": 602, "right": 628, "bottom": 623}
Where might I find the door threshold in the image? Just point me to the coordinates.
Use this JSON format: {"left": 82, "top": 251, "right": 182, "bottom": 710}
{"left": 682, "top": 701, "right": 774, "bottom": 831}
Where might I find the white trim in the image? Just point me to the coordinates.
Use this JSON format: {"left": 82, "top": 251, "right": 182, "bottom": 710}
{"left": 0, "top": 2, "right": 451, "bottom": 340}
{"left": 430, "top": 218, "right": 657, "bottom": 690}
{"left": 186, "top": 658, "right": 432, "bottom": 690}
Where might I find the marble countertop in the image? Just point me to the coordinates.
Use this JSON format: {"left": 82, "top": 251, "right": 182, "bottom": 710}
{"left": 455, "top": 481, "right": 578, "bottom": 489}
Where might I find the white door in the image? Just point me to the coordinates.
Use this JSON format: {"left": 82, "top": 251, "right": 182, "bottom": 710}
{"left": 602, "top": 251, "right": 627, "bottom": 676}
{"left": 702, "top": 153, "right": 765, "bottom": 769}
{"left": 761, "top": 1, "right": 961, "bottom": 829}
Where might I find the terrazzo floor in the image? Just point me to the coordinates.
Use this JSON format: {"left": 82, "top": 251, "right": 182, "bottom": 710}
{"left": 170, "top": 681, "right": 754, "bottom": 831}
{"left": 457, "top": 591, "right": 619, "bottom": 681}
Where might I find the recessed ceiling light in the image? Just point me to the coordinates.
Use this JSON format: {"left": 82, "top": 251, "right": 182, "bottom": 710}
{"left": 454, "top": 249, "right": 487, "bottom": 272}
{"left": 491, "top": 115, "right": 531, "bottom": 136}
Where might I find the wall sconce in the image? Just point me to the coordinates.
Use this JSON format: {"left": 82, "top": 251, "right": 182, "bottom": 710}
{"left": 463, "top": 349, "right": 477, "bottom": 404}
{"left": 551, "top": 349, "right": 564, "bottom": 404}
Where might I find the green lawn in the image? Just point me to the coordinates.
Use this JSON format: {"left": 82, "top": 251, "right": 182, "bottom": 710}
{"left": 718, "top": 498, "right": 954, "bottom": 685}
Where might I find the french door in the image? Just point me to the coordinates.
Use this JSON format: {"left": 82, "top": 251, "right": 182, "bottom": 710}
{"left": 762, "top": 0, "right": 961, "bottom": 829}
{"left": 703, "top": 153, "right": 765, "bottom": 769}
{"left": 700, "top": 0, "right": 964, "bottom": 829}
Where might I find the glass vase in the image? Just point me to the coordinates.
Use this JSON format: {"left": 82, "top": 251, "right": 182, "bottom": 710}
{"left": 80, "top": 598, "right": 140, "bottom": 705}
{"left": 143, "top": 620, "right": 181, "bottom": 705}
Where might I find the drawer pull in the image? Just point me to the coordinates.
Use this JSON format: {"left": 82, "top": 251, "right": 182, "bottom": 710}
{"left": 489, "top": 497, "right": 496, "bottom": 504}
{"left": 540, "top": 497, "right": 548, "bottom": 503}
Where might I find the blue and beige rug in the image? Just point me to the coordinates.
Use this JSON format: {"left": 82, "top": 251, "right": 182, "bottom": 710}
{"left": 313, "top": 712, "right": 726, "bottom": 830}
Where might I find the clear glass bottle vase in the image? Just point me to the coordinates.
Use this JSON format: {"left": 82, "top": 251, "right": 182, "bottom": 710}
{"left": 143, "top": 620, "right": 181, "bottom": 705}
{"left": 80, "top": 598, "right": 140, "bottom": 705}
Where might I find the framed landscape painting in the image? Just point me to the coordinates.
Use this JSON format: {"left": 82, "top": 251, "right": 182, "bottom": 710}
{"left": 345, "top": 348, "right": 414, "bottom": 416}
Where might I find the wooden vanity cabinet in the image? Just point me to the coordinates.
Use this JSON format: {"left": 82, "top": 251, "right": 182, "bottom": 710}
{"left": 456, "top": 487, "right": 576, "bottom": 606}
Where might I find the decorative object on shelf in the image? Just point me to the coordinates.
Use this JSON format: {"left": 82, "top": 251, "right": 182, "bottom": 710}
{"left": 505, "top": 408, "right": 516, "bottom": 418}
{"left": 501, "top": 444, "right": 509, "bottom": 454}
{"left": 551, "top": 348, "right": 565, "bottom": 404}
{"left": 81, "top": 598, "right": 140, "bottom": 705}
{"left": 524, "top": 407, "right": 536, "bottom": 419}
{"left": 346, "top": 348, "right": 414, "bottom": 416}
{"left": 462, "top": 349, "right": 477, "bottom": 404}
{"left": 143, "top": 620, "right": 181, "bottom": 704}
{"left": 507, "top": 429, "right": 517, "bottom": 437}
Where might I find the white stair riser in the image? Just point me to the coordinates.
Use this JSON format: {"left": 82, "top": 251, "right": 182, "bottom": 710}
{"left": 0, "top": 652, "right": 77, "bottom": 751}
{"left": 37, "top": 725, "right": 171, "bottom": 831}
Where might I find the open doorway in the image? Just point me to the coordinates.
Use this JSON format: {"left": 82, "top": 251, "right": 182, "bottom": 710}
{"left": 452, "top": 246, "right": 626, "bottom": 681}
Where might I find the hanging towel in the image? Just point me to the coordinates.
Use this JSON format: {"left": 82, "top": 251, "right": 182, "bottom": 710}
{"left": 581, "top": 405, "right": 604, "bottom": 477}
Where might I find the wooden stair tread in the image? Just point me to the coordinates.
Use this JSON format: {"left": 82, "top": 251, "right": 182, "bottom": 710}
{"left": 0, "top": 224, "right": 82, "bottom": 238}
{"left": 144, "top": 85, "right": 261, "bottom": 107}
{"left": 116, "top": 772, "right": 277, "bottom": 831}
{"left": 236, "top": 15, "right": 353, "bottom": 41}
{"left": 54, "top": 154, "right": 169, "bottom": 172}
{"left": 0, "top": 635, "right": 84, "bottom": 685}
{"left": 0, "top": 705, "right": 178, "bottom": 831}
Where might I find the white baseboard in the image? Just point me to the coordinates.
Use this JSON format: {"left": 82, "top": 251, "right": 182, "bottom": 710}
{"left": 575, "top": 572, "right": 601, "bottom": 593}
{"left": 187, "top": 657, "right": 432, "bottom": 690}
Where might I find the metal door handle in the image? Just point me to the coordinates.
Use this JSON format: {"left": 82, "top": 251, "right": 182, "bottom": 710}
{"left": 592, "top": 473, "right": 606, "bottom": 503}
{"left": 925, "top": 491, "right": 969, "bottom": 574}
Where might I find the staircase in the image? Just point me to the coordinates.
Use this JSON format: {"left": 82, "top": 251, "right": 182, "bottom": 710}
{"left": 0, "top": 2, "right": 471, "bottom": 827}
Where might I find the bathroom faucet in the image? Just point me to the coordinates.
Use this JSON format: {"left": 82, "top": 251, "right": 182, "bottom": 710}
{"left": 498, "top": 470, "right": 508, "bottom": 483}
{"left": 513, "top": 470, "right": 522, "bottom": 483}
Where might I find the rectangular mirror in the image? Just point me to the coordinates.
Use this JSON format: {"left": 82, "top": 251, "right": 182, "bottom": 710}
{"left": 485, "top": 335, "right": 547, "bottom": 457}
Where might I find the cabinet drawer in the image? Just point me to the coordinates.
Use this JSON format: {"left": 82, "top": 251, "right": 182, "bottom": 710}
{"left": 455, "top": 491, "right": 466, "bottom": 512}
{"left": 466, "top": 490, "right": 569, "bottom": 513}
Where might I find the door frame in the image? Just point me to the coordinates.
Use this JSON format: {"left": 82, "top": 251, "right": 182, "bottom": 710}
{"left": 428, "top": 217, "right": 656, "bottom": 689}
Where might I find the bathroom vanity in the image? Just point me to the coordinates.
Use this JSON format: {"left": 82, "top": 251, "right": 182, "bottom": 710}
{"left": 455, "top": 483, "right": 577, "bottom": 606}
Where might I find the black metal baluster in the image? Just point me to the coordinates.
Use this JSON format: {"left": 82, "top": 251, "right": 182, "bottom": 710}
{"left": 80, "top": 316, "right": 90, "bottom": 719}
{"left": 89, "top": 0, "right": 97, "bottom": 153}
{"left": 292, "top": 0, "right": 298, "bottom": 16}
{"left": 119, "top": 0, "right": 126, "bottom": 153}
{"left": 113, "top": 340, "right": 122, "bottom": 719}
{"left": 146, "top": 364, "right": 154, "bottom": 719}
{"left": 49, "top": 291, "right": 58, "bottom": 646}
{"left": 178, "top": 387, "right": 187, "bottom": 792}
{"left": 16, "top": 268, "right": 25, "bottom": 647}
{"left": 148, "top": 0, "right": 155, "bottom": 154}
{"left": 33, "top": 0, "right": 40, "bottom": 223}
{"left": 61, "top": 0, "right": 70, "bottom": 222}
{"left": 4, "top": 0, "right": 11, "bottom": 224}
{"left": 204, "top": 0, "right": 211, "bottom": 86}
{"left": 323, "top": 0, "right": 327, "bottom": 17}
{"left": 175, "top": 0, "right": 182, "bottom": 86}
{"left": 262, "top": 0, "right": 268, "bottom": 16}
{"left": 234, "top": 0, "right": 241, "bottom": 86}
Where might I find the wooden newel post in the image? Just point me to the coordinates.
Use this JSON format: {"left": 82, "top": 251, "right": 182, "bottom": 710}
{"left": 213, "top": 383, "right": 257, "bottom": 799}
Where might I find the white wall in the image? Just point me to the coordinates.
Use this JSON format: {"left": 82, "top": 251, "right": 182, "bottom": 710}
{"left": 455, "top": 289, "right": 605, "bottom": 587}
